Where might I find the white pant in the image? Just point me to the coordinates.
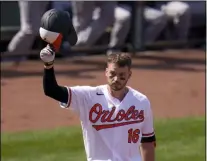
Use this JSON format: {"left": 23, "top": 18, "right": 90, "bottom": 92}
{"left": 72, "top": 1, "right": 116, "bottom": 46}
{"left": 108, "top": 5, "right": 167, "bottom": 51}
{"left": 110, "top": 1, "right": 191, "bottom": 49}
{"left": 71, "top": 1, "right": 191, "bottom": 53}
{"left": 161, "top": 1, "right": 191, "bottom": 41}
{"left": 8, "top": 1, "right": 48, "bottom": 53}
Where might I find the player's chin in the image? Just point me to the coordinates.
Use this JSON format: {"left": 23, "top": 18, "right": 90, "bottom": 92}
{"left": 111, "top": 84, "right": 124, "bottom": 91}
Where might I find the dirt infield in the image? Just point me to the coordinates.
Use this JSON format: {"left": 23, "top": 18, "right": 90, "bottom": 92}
{"left": 1, "top": 49, "right": 205, "bottom": 132}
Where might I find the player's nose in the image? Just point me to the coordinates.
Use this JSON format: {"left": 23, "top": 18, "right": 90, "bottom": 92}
{"left": 113, "top": 76, "right": 120, "bottom": 82}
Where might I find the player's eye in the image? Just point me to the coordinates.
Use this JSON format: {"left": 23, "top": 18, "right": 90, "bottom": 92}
{"left": 110, "top": 72, "right": 116, "bottom": 76}
{"left": 120, "top": 77, "right": 126, "bottom": 80}
{"left": 119, "top": 73, "right": 124, "bottom": 77}
{"left": 119, "top": 73, "right": 126, "bottom": 78}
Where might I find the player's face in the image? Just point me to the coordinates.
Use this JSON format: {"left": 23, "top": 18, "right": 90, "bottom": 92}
{"left": 105, "top": 63, "right": 131, "bottom": 91}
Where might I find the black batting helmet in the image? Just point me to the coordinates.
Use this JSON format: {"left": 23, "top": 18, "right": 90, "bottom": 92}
{"left": 39, "top": 9, "right": 77, "bottom": 51}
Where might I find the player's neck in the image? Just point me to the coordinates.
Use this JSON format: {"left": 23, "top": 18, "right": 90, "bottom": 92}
{"left": 107, "top": 86, "right": 128, "bottom": 101}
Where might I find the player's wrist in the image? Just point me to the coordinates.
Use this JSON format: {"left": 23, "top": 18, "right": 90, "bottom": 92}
{"left": 44, "top": 63, "right": 54, "bottom": 69}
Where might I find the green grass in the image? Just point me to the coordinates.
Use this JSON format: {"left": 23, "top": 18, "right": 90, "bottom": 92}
{"left": 1, "top": 117, "right": 205, "bottom": 161}
{"left": 154, "top": 117, "right": 205, "bottom": 161}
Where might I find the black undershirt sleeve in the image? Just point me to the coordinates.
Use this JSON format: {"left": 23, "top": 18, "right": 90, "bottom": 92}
{"left": 141, "top": 135, "right": 156, "bottom": 143}
{"left": 43, "top": 67, "right": 68, "bottom": 104}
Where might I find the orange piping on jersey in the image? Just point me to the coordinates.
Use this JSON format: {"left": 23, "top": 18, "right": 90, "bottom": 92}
{"left": 142, "top": 132, "right": 155, "bottom": 137}
{"left": 67, "top": 88, "right": 72, "bottom": 108}
{"left": 92, "top": 120, "right": 144, "bottom": 131}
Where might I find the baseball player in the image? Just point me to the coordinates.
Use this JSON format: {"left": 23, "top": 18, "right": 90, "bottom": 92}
{"left": 71, "top": 1, "right": 116, "bottom": 46}
{"left": 40, "top": 44, "right": 156, "bottom": 160}
{"left": 7, "top": 1, "right": 48, "bottom": 64}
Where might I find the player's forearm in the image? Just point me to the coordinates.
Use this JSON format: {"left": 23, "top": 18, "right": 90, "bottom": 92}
{"left": 43, "top": 66, "right": 68, "bottom": 103}
{"left": 140, "top": 143, "right": 155, "bottom": 161}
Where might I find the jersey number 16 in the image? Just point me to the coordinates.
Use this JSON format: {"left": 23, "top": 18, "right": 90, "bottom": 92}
{"left": 128, "top": 128, "right": 140, "bottom": 143}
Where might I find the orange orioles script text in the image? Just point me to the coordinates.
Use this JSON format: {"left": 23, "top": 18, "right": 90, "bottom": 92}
{"left": 89, "top": 103, "right": 144, "bottom": 131}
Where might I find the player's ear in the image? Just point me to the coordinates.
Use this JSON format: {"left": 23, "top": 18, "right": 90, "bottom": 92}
{"left": 105, "top": 68, "right": 108, "bottom": 76}
{"left": 129, "top": 70, "right": 132, "bottom": 78}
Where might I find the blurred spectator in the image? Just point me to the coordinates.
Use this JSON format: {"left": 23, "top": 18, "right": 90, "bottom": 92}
{"left": 107, "top": 3, "right": 132, "bottom": 55}
{"left": 108, "top": 1, "right": 191, "bottom": 54}
{"left": 7, "top": 1, "right": 48, "bottom": 64}
{"left": 107, "top": 1, "right": 167, "bottom": 54}
{"left": 70, "top": 1, "right": 167, "bottom": 55}
{"left": 143, "top": 6, "right": 168, "bottom": 43}
{"left": 156, "top": 1, "right": 191, "bottom": 41}
{"left": 71, "top": 1, "right": 116, "bottom": 47}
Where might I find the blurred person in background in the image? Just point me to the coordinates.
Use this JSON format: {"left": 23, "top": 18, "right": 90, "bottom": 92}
{"left": 71, "top": 1, "right": 116, "bottom": 48}
{"left": 70, "top": 1, "right": 167, "bottom": 55}
{"left": 7, "top": 1, "right": 48, "bottom": 65}
{"left": 156, "top": 1, "right": 191, "bottom": 41}
{"left": 107, "top": 1, "right": 168, "bottom": 54}
{"left": 108, "top": 1, "right": 191, "bottom": 54}
{"left": 107, "top": 2, "right": 133, "bottom": 55}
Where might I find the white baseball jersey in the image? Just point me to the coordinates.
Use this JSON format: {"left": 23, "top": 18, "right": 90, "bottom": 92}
{"left": 60, "top": 84, "right": 155, "bottom": 161}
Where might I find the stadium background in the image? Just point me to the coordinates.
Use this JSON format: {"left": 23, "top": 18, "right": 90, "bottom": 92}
{"left": 1, "top": 1, "right": 206, "bottom": 161}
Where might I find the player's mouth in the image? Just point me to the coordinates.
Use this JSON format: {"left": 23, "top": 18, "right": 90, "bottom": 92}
{"left": 112, "top": 82, "right": 121, "bottom": 86}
